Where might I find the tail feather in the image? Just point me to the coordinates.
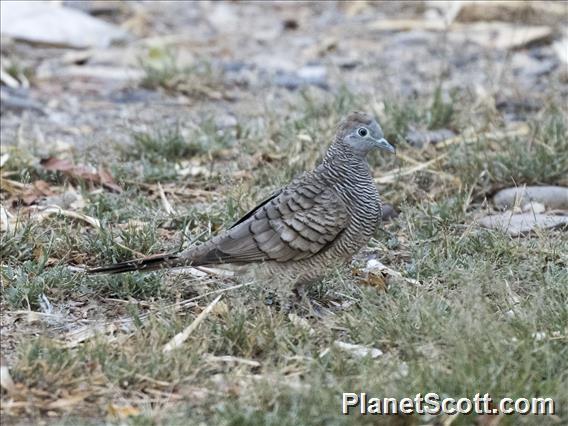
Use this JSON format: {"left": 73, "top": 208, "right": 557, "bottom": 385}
{"left": 87, "top": 253, "right": 185, "bottom": 274}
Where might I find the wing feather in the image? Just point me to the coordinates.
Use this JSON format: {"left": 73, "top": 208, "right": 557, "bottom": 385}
{"left": 192, "top": 177, "right": 349, "bottom": 265}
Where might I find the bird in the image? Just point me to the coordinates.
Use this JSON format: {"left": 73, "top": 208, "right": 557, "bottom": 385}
{"left": 87, "top": 112, "right": 395, "bottom": 289}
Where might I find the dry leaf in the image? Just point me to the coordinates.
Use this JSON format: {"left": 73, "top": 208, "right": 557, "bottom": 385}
{"left": 40, "top": 157, "right": 122, "bottom": 192}
{"left": 34, "top": 206, "right": 101, "bottom": 228}
{"left": 46, "top": 394, "right": 87, "bottom": 410}
{"left": 107, "top": 403, "right": 141, "bottom": 419}
{"left": 362, "top": 271, "right": 388, "bottom": 291}
{"left": 363, "top": 259, "right": 421, "bottom": 286}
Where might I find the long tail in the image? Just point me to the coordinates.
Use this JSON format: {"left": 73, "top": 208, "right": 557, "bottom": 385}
{"left": 87, "top": 252, "right": 189, "bottom": 274}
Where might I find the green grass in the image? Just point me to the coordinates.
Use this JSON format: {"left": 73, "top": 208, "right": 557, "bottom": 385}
{"left": 1, "top": 87, "right": 567, "bottom": 425}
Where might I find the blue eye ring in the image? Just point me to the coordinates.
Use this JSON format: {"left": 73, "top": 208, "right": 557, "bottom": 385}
{"left": 358, "top": 127, "right": 368, "bottom": 137}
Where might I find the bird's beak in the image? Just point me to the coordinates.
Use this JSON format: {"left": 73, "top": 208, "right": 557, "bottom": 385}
{"left": 373, "top": 137, "right": 396, "bottom": 154}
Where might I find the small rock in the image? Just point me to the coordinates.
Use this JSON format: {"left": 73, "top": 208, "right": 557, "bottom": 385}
{"left": 42, "top": 190, "right": 85, "bottom": 210}
{"left": 0, "top": 87, "right": 45, "bottom": 114}
{"left": 512, "top": 51, "right": 557, "bottom": 79}
{"left": 214, "top": 114, "right": 238, "bottom": 129}
{"left": 333, "top": 341, "right": 383, "bottom": 359}
{"left": 553, "top": 38, "right": 568, "bottom": 64}
{"left": 274, "top": 65, "right": 328, "bottom": 90}
{"left": 521, "top": 201, "right": 546, "bottom": 214}
{"left": 334, "top": 57, "right": 361, "bottom": 70}
{"left": 381, "top": 203, "right": 399, "bottom": 221}
{"left": 478, "top": 212, "right": 568, "bottom": 236}
{"left": 405, "top": 128, "right": 456, "bottom": 147}
{"left": 297, "top": 65, "right": 327, "bottom": 83}
{"left": 0, "top": 1, "right": 128, "bottom": 48}
{"left": 282, "top": 18, "right": 299, "bottom": 30}
{"left": 493, "top": 186, "right": 568, "bottom": 210}
{"left": 37, "top": 65, "right": 144, "bottom": 82}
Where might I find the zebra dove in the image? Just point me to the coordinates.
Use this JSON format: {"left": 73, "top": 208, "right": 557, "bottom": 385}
{"left": 88, "top": 112, "right": 395, "bottom": 286}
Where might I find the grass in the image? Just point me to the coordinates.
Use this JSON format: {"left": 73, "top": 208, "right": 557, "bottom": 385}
{"left": 1, "top": 87, "right": 567, "bottom": 425}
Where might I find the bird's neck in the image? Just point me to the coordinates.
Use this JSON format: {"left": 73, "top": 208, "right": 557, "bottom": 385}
{"left": 321, "top": 141, "right": 371, "bottom": 178}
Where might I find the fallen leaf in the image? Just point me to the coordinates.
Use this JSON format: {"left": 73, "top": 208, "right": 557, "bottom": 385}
{"left": 362, "top": 259, "right": 421, "bottom": 286}
{"left": 97, "top": 166, "right": 122, "bottom": 193}
{"left": 33, "top": 206, "right": 101, "bottom": 228}
{"left": 359, "top": 271, "right": 388, "bottom": 291}
{"left": 40, "top": 157, "right": 122, "bottom": 192}
{"left": 107, "top": 403, "right": 141, "bottom": 419}
{"left": 40, "top": 157, "right": 75, "bottom": 172}
{"left": 33, "top": 180, "right": 54, "bottom": 196}
{"left": 46, "top": 394, "right": 88, "bottom": 410}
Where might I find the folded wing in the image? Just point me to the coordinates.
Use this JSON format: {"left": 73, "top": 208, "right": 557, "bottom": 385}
{"left": 195, "top": 181, "right": 349, "bottom": 264}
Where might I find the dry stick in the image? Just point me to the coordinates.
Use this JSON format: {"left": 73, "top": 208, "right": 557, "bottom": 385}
{"left": 62, "top": 282, "right": 250, "bottom": 347}
{"left": 377, "top": 123, "right": 531, "bottom": 185}
{"left": 163, "top": 294, "right": 223, "bottom": 353}
{"left": 157, "top": 182, "right": 177, "bottom": 215}
{"left": 375, "top": 153, "right": 449, "bottom": 184}
{"left": 395, "top": 152, "right": 457, "bottom": 181}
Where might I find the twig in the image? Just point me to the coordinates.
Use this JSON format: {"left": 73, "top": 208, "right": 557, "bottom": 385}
{"left": 157, "top": 182, "right": 177, "bottom": 215}
{"left": 163, "top": 294, "right": 223, "bottom": 353}
{"left": 375, "top": 153, "right": 449, "bottom": 184}
{"left": 205, "top": 354, "right": 261, "bottom": 367}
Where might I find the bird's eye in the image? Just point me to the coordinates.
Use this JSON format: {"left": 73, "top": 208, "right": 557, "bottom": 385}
{"left": 357, "top": 127, "right": 368, "bottom": 137}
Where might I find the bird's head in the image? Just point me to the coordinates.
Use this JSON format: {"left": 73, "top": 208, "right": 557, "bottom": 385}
{"left": 336, "top": 111, "right": 395, "bottom": 157}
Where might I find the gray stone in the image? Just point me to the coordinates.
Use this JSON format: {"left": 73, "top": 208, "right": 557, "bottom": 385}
{"left": 0, "top": 1, "right": 128, "bottom": 48}
{"left": 405, "top": 128, "right": 456, "bottom": 147}
{"left": 493, "top": 186, "right": 568, "bottom": 210}
{"left": 478, "top": 212, "right": 568, "bottom": 236}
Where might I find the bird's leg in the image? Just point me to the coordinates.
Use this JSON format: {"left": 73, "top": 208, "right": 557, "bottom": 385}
{"left": 292, "top": 282, "right": 308, "bottom": 302}
{"left": 291, "top": 281, "right": 329, "bottom": 318}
